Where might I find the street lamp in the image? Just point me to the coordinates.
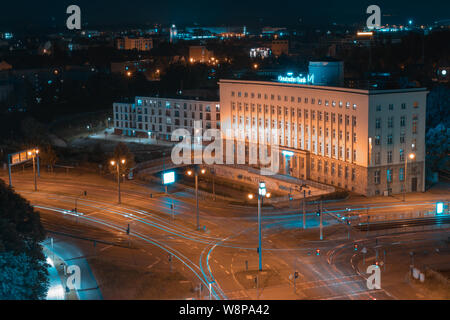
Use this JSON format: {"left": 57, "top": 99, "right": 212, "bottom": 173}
{"left": 28, "top": 149, "right": 39, "bottom": 191}
{"left": 403, "top": 153, "right": 415, "bottom": 202}
{"left": 257, "top": 182, "right": 269, "bottom": 271}
{"left": 111, "top": 159, "right": 126, "bottom": 204}
{"left": 186, "top": 166, "right": 205, "bottom": 230}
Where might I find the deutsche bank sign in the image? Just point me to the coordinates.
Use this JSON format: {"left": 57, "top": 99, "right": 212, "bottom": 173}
{"left": 277, "top": 73, "right": 314, "bottom": 84}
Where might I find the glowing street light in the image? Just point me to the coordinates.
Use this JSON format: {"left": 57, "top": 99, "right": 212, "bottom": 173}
{"left": 248, "top": 194, "right": 254, "bottom": 200}
{"left": 28, "top": 149, "right": 40, "bottom": 191}
{"left": 186, "top": 166, "right": 206, "bottom": 230}
{"left": 111, "top": 159, "right": 126, "bottom": 204}
{"left": 403, "top": 152, "right": 415, "bottom": 202}
{"left": 257, "top": 181, "right": 267, "bottom": 271}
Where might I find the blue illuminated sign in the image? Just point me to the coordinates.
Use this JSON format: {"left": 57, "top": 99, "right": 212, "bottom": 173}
{"left": 278, "top": 73, "right": 314, "bottom": 84}
{"left": 163, "top": 171, "right": 175, "bottom": 185}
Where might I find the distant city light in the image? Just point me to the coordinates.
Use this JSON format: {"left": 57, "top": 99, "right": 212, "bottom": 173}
{"left": 357, "top": 31, "right": 374, "bottom": 36}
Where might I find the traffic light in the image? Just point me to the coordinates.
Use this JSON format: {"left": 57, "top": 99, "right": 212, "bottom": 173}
{"left": 316, "top": 249, "right": 321, "bottom": 256}
{"left": 354, "top": 244, "right": 358, "bottom": 251}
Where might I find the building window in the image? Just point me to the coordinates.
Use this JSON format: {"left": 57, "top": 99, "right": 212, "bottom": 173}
{"left": 401, "top": 103, "right": 406, "bottom": 109}
{"left": 374, "top": 170, "right": 380, "bottom": 184}
{"left": 389, "top": 104, "right": 394, "bottom": 110}
{"left": 387, "top": 135, "right": 393, "bottom": 145}
{"left": 375, "top": 135, "right": 381, "bottom": 145}
{"left": 400, "top": 116, "right": 406, "bottom": 127}
{"left": 388, "top": 117, "right": 394, "bottom": 128}
{"left": 387, "top": 169, "right": 392, "bottom": 183}
{"left": 400, "top": 133, "right": 405, "bottom": 144}
{"left": 375, "top": 152, "right": 381, "bottom": 164}
{"left": 400, "top": 149, "right": 404, "bottom": 161}
{"left": 376, "top": 105, "right": 381, "bottom": 111}
{"left": 399, "top": 168, "right": 404, "bottom": 181}
{"left": 376, "top": 118, "right": 381, "bottom": 129}
{"left": 412, "top": 116, "right": 418, "bottom": 134}
{"left": 387, "top": 151, "right": 393, "bottom": 163}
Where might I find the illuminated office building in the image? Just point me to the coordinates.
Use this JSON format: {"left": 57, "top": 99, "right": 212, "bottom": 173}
{"left": 219, "top": 76, "right": 427, "bottom": 196}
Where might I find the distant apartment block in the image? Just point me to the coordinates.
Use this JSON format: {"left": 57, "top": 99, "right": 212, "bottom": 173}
{"left": 116, "top": 37, "right": 153, "bottom": 51}
{"left": 271, "top": 39, "right": 289, "bottom": 56}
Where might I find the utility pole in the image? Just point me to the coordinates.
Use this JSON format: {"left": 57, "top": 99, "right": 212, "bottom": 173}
{"left": 32, "top": 154, "right": 37, "bottom": 191}
{"left": 195, "top": 166, "right": 199, "bottom": 230}
{"left": 117, "top": 161, "right": 121, "bottom": 203}
{"left": 319, "top": 200, "right": 323, "bottom": 240}
{"left": 258, "top": 191, "right": 262, "bottom": 271}
{"left": 7, "top": 154, "right": 12, "bottom": 187}
{"left": 302, "top": 189, "right": 306, "bottom": 229}
{"left": 257, "top": 182, "right": 266, "bottom": 272}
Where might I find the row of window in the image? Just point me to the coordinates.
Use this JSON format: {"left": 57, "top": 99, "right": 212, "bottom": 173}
{"left": 375, "top": 115, "right": 418, "bottom": 133}
{"left": 311, "top": 159, "right": 357, "bottom": 180}
{"left": 232, "top": 104, "right": 357, "bottom": 124}
{"left": 230, "top": 92, "right": 358, "bottom": 110}
{"left": 115, "top": 121, "right": 221, "bottom": 132}
{"left": 115, "top": 112, "right": 220, "bottom": 122}
{"left": 375, "top": 102, "right": 419, "bottom": 111}
{"left": 135, "top": 99, "right": 220, "bottom": 112}
{"left": 374, "top": 167, "right": 416, "bottom": 184}
{"left": 374, "top": 134, "right": 416, "bottom": 146}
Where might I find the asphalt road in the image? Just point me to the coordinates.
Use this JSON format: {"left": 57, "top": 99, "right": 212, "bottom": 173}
{"left": 2, "top": 170, "right": 449, "bottom": 300}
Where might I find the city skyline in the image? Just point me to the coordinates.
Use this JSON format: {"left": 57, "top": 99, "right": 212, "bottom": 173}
{"left": 1, "top": 0, "right": 450, "bottom": 30}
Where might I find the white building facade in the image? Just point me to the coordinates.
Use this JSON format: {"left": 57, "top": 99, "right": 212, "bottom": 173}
{"left": 113, "top": 96, "right": 220, "bottom": 140}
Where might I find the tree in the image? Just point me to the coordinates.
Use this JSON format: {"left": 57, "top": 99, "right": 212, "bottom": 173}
{"left": 39, "top": 145, "right": 58, "bottom": 172}
{"left": 0, "top": 180, "right": 49, "bottom": 299}
{"left": 426, "top": 123, "right": 450, "bottom": 181}
{"left": 20, "top": 117, "right": 50, "bottom": 146}
{"left": 110, "top": 142, "right": 135, "bottom": 176}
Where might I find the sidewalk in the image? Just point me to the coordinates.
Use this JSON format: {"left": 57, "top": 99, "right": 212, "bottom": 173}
{"left": 42, "top": 237, "right": 103, "bottom": 300}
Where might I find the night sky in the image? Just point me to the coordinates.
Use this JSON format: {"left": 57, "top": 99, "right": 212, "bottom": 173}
{"left": 1, "top": 0, "right": 449, "bottom": 29}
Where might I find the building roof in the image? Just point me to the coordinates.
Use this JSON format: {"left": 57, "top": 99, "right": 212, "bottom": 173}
{"left": 218, "top": 79, "right": 428, "bottom": 95}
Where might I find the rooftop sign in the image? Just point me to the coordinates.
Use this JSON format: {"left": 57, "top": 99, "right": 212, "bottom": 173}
{"left": 277, "top": 73, "right": 314, "bottom": 84}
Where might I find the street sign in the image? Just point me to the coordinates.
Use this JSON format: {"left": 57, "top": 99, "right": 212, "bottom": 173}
{"left": 163, "top": 171, "right": 175, "bottom": 185}
{"left": 11, "top": 149, "right": 36, "bottom": 165}
{"left": 436, "top": 202, "right": 444, "bottom": 215}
